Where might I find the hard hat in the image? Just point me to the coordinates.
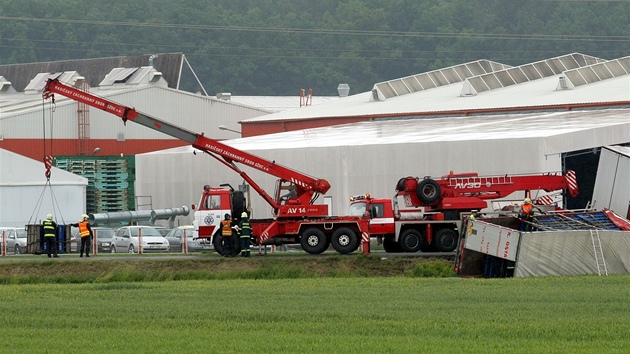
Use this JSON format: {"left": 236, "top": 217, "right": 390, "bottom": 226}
{"left": 46, "top": 214, "right": 53, "bottom": 220}
{"left": 82, "top": 214, "right": 89, "bottom": 220}
{"left": 204, "top": 184, "right": 210, "bottom": 188}
{"left": 524, "top": 198, "right": 532, "bottom": 204}
{"left": 241, "top": 212, "right": 248, "bottom": 218}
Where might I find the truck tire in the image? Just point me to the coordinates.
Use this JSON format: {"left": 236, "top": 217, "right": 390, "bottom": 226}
{"left": 435, "top": 228, "right": 458, "bottom": 252}
{"left": 300, "top": 228, "right": 329, "bottom": 255}
{"left": 416, "top": 179, "right": 441, "bottom": 204}
{"left": 213, "top": 234, "right": 240, "bottom": 256}
{"left": 383, "top": 237, "right": 402, "bottom": 253}
{"left": 331, "top": 227, "right": 359, "bottom": 254}
{"left": 399, "top": 229, "right": 422, "bottom": 252}
{"left": 212, "top": 232, "right": 223, "bottom": 255}
{"left": 231, "top": 191, "right": 246, "bottom": 219}
{"left": 396, "top": 177, "right": 407, "bottom": 192}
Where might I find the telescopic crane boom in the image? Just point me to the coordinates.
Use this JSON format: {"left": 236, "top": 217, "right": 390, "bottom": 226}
{"left": 42, "top": 78, "right": 331, "bottom": 217}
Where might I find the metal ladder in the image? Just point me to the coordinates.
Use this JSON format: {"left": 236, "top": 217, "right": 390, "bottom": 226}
{"left": 590, "top": 230, "right": 608, "bottom": 276}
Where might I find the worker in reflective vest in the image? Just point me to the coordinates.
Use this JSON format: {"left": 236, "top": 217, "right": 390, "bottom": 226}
{"left": 237, "top": 212, "right": 252, "bottom": 257}
{"left": 519, "top": 198, "right": 535, "bottom": 231}
{"left": 71, "top": 214, "right": 93, "bottom": 257}
{"left": 41, "top": 214, "right": 59, "bottom": 258}
{"left": 221, "top": 213, "right": 233, "bottom": 257}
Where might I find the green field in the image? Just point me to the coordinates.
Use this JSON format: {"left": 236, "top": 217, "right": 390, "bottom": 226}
{"left": 1, "top": 265, "right": 628, "bottom": 353}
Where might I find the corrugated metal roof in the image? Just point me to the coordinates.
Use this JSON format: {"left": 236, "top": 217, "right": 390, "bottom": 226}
{"left": 0, "top": 84, "right": 272, "bottom": 141}
{"left": 227, "top": 95, "right": 339, "bottom": 112}
{"left": 243, "top": 53, "right": 629, "bottom": 123}
{"left": 0, "top": 53, "right": 184, "bottom": 91}
{"left": 227, "top": 108, "right": 630, "bottom": 155}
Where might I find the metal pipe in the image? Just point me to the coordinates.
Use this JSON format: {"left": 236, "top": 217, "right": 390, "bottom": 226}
{"left": 89, "top": 206, "right": 189, "bottom": 226}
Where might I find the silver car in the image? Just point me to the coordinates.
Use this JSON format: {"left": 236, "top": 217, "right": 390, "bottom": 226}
{"left": 0, "top": 227, "right": 27, "bottom": 255}
{"left": 165, "top": 226, "right": 212, "bottom": 252}
{"left": 111, "top": 226, "right": 169, "bottom": 253}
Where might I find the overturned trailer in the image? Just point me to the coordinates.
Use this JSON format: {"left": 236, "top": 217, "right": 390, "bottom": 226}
{"left": 455, "top": 210, "right": 630, "bottom": 278}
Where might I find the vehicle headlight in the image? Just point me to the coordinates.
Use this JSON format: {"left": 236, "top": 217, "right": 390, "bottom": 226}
{"left": 100, "top": 242, "right": 111, "bottom": 247}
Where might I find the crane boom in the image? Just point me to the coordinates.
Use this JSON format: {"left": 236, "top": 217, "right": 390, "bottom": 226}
{"left": 42, "top": 78, "right": 331, "bottom": 215}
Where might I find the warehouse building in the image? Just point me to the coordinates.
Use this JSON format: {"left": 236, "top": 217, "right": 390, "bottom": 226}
{"left": 1, "top": 53, "right": 629, "bottom": 227}
{"left": 135, "top": 53, "right": 630, "bottom": 225}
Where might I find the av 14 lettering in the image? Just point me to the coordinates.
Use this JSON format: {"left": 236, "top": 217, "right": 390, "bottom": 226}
{"left": 287, "top": 207, "right": 307, "bottom": 214}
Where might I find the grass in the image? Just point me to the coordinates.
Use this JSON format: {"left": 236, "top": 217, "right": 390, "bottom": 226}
{"left": 0, "top": 257, "right": 628, "bottom": 353}
{"left": 0, "top": 276, "right": 630, "bottom": 353}
{"left": 0, "top": 255, "right": 456, "bottom": 284}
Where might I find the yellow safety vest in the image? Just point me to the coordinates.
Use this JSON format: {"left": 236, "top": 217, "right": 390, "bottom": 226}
{"left": 240, "top": 221, "right": 251, "bottom": 238}
{"left": 43, "top": 220, "right": 56, "bottom": 237}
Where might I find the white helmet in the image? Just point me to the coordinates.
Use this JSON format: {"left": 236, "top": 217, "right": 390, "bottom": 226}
{"left": 241, "top": 212, "right": 248, "bottom": 218}
{"left": 82, "top": 214, "right": 89, "bottom": 220}
{"left": 524, "top": 198, "right": 532, "bottom": 204}
{"left": 46, "top": 214, "right": 53, "bottom": 220}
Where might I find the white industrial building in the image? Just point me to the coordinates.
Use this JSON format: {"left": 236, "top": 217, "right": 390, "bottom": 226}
{"left": 1, "top": 52, "right": 629, "bottom": 228}
{"left": 135, "top": 53, "right": 630, "bottom": 226}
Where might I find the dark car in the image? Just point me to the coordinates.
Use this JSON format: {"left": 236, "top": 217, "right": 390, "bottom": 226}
{"left": 93, "top": 227, "right": 115, "bottom": 253}
{"left": 71, "top": 226, "right": 115, "bottom": 254}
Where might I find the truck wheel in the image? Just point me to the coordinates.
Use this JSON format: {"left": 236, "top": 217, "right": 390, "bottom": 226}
{"left": 396, "top": 177, "right": 407, "bottom": 192}
{"left": 231, "top": 191, "right": 246, "bottom": 220}
{"left": 399, "top": 229, "right": 422, "bottom": 252}
{"left": 212, "top": 233, "right": 223, "bottom": 255}
{"left": 383, "top": 237, "right": 402, "bottom": 253}
{"left": 416, "top": 179, "right": 441, "bottom": 204}
{"left": 435, "top": 228, "right": 458, "bottom": 252}
{"left": 300, "top": 228, "right": 328, "bottom": 255}
{"left": 331, "top": 227, "right": 359, "bottom": 254}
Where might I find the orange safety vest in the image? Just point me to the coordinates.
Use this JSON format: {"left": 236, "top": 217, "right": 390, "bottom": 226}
{"left": 221, "top": 220, "right": 232, "bottom": 236}
{"left": 522, "top": 203, "right": 533, "bottom": 216}
{"left": 78, "top": 221, "right": 91, "bottom": 237}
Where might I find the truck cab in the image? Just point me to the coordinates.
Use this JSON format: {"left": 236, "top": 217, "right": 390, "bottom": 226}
{"left": 349, "top": 195, "right": 396, "bottom": 236}
{"left": 193, "top": 187, "right": 246, "bottom": 241}
{"left": 349, "top": 194, "right": 461, "bottom": 253}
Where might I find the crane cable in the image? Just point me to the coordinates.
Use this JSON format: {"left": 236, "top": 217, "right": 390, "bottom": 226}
{"left": 27, "top": 97, "right": 65, "bottom": 225}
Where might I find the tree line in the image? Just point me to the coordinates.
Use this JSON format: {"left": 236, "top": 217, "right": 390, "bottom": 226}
{"left": 1, "top": 0, "right": 629, "bottom": 95}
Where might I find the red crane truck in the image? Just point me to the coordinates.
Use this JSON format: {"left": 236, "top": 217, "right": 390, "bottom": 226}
{"left": 348, "top": 170, "right": 579, "bottom": 253}
{"left": 42, "top": 78, "right": 369, "bottom": 255}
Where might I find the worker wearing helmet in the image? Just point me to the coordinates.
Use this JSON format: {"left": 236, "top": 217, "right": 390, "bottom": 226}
{"left": 70, "top": 214, "right": 93, "bottom": 257}
{"left": 238, "top": 211, "right": 252, "bottom": 257}
{"left": 518, "top": 198, "right": 535, "bottom": 231}
{"left": 221, "top": 213, "right": 234, "bottom": 257}
{"left": 41, "top": 214, "right": 59, "bottom": 258}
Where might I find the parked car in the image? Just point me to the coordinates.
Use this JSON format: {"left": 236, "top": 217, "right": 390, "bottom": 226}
{"left": 154, "top": 227, "right": 171, "bottom": 237}
{"left": 165, "top": 226, "right": 212, "bottom": 252}
{"left": 70, "top": 226, "right": 115, "bottom": 253}
{"left": 0, "top": 227, "right": 27, "bottom": 255}
{"left": 111, "top": 226, "right": 169, "bottom": 253}
{"left": 93, "top": 227, "right": 115, "bottom": 253}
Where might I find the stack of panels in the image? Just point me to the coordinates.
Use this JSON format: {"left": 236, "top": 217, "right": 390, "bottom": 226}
{"left": 54, "top": 157, "right": 133, "bottom": 214}
{"left": 93, "top": 159, "right": 130, "bottom": 213}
